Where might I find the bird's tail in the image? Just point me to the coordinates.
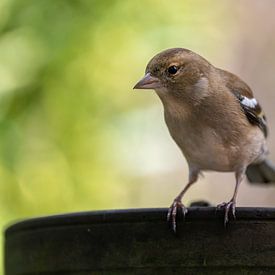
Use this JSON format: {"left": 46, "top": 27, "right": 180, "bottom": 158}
{"left": 246, "top": 159, "right": 275, "bottom": 184}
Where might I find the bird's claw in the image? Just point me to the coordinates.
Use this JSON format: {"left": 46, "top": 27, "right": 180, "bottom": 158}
{"left": 167, "top": 199, "right": 188, "bottom": 233}
{"left": 216, "top": 200, "right": 236, "bottom": 227}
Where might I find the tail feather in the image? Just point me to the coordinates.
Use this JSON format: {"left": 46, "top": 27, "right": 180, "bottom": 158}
{"left": 246, "top": 159, "right": 275, "bottom": 184}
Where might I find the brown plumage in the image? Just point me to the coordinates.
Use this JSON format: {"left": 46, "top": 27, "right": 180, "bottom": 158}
{"left": 134, "top": 48, "right": 275, "bottom": 232}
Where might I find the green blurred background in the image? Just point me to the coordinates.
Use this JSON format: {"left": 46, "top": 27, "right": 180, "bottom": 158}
{"left": 1, "top": 0, "right": 275, "bottom": 273}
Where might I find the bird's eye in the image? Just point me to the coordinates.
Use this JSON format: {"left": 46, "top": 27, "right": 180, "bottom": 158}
{"left": 167, "top": 65, "right": 178, "bottom": 75}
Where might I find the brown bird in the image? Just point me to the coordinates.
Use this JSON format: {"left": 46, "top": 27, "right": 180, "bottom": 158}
{"left": 133, "top": 48, "right": 275, "bottom": 232}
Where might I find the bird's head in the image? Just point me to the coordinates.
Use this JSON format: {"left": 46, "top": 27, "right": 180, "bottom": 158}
{"left": 133, "top": 48, "right": 212, "bottom": 100}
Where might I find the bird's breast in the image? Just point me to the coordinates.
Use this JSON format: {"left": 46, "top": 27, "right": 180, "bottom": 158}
{"left": 164, "top": 110, "right": 266, "bottom": 172}
{"left": 168, "top": 123, "right": 234, "bottom": 171}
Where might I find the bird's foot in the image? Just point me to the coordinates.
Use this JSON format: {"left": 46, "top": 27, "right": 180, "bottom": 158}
{"left": 216, "top": 200, "right": 236, "bottom": 227}
{"left": 167, "top": 198, "right": 188, "bottom": 233}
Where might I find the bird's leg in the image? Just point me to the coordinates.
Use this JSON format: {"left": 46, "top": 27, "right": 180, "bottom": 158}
{"left": 167, "top": 168, "right": 199, "bottom": 232}
{"left": 217, "top": 169, "right": 245, "bottom": 226}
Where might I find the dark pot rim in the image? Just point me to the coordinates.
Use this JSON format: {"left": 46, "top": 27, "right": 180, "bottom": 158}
{"left": 5, "top": 207, "right": 275, "bottom": 236}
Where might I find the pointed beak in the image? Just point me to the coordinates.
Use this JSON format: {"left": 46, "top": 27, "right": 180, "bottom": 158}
{"left": 133, "top": 73, "right": 161, "bottom": 90}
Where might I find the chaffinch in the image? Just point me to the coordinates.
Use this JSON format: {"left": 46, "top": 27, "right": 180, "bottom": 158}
{"left": 134, "top": 48, "right": 275, "bottom": 232}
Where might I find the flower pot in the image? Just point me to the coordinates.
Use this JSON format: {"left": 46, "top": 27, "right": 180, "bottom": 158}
{"left": 4, "top": 207, "right": 275, "bottom": 274}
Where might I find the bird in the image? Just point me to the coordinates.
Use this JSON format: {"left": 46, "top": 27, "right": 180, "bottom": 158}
{"left": 133, "top": 48, "right": 275, "bottom": 232}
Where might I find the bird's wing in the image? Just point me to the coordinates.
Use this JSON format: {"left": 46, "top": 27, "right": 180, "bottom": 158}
{"left": 234, "top": 92, "right": 268, "bottom": 137}
{"left": 219, "top": 69, "right": 268, "bottom": 137}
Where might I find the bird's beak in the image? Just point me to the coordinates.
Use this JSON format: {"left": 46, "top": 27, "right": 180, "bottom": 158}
{"left": 133, "top": 73, "right": 161, "bottom": 90}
